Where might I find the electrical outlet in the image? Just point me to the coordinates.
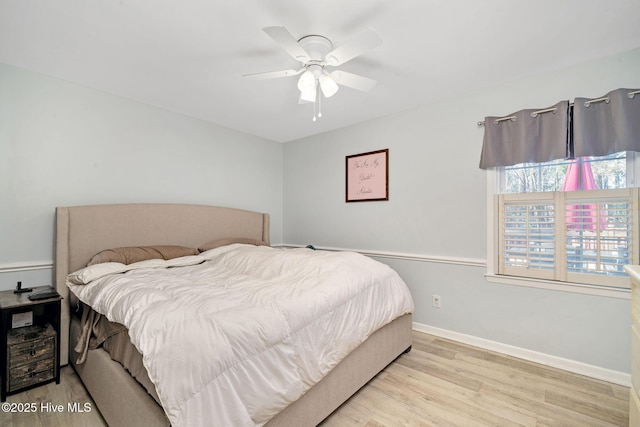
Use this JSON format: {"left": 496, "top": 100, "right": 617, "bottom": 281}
{"left": 432, "top": 294, "right": 441, "bottom": 309}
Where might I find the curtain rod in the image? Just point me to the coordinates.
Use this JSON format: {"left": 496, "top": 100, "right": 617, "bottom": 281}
{"left": 477, "top": 89, "right": 640, "bottom": 127}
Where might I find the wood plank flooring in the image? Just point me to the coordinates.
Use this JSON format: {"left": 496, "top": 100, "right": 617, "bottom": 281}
{"left": 0, "top": 331, "right": 629, "bottom": 426}
{"left": 321, "top": 332, "right": 630, "bottom": 426}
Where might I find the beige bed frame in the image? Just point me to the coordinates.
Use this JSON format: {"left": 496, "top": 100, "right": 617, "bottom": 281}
{"left": 54, "top": 203, "right": 412, "bottom": 427}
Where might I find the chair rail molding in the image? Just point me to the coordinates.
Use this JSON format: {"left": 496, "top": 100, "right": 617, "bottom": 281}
{"left": 278, "top": 244, "right": 486, "bottom": 268}
{"left": 0, "top": 261, "right": 54, "bottom": 273}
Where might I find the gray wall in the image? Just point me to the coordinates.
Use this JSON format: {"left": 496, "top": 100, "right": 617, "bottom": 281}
{"left": 0, "top": 63, "right": 283, "bottom": 289}
{"left": 2, "top": 48, "right": 639, "bottom": 375}
{"left": 283, "top": 48, "right": 640, "bottom": 374}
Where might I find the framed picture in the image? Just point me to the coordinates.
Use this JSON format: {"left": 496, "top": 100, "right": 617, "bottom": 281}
{"left": 345, "top": 149, "right": 389, "bottom": 202}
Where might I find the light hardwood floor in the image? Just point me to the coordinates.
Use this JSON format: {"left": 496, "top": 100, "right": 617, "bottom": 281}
{"left": 0, "top": 331, "right": 629, "bottom": 426}
{"left": 321, "top": 332, "right": 630, "bottom": 427}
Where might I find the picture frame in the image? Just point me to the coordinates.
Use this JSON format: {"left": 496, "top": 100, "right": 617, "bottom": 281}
{"left": 345, "top": 149, "right": 389, "bottom": 202}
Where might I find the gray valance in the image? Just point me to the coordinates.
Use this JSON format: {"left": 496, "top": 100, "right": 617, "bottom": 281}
{"left": 479, "top": 101, "right": 570, "bottom": 169}
{"left": 573, "top": 88, "right": 640, "bottom": 158}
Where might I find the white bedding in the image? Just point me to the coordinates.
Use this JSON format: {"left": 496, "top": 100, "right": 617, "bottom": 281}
{"left": 67, "top": 244, "right": 414, "bottom": 427}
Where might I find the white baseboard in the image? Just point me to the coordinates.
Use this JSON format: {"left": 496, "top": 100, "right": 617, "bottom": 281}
{"left": 413, "top": 322, "right": 631, "bottom": 387}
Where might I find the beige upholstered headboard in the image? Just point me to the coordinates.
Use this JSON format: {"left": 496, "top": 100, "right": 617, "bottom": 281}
{"left": 54, "top": 203, "right": 270, "bottom": 365}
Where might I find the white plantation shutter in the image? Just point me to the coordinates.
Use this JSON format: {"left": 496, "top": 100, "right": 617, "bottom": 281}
{"left": 499, "top": 193, "right": 556, "bottom": 280}
{"left": 498, "top": 188, "right": 638, "bottom": 288}
{"left": 565, "top": 189, "right": 638, "bottom": 286}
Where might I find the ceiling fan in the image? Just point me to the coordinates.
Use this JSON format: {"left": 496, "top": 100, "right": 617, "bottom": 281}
{"left": 243, "top": 26, "right": 382, "bottom": 120}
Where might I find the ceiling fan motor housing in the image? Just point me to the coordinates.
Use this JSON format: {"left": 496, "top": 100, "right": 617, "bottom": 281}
{"left": 297, "top": 35, "right": 333, "bottom": 64}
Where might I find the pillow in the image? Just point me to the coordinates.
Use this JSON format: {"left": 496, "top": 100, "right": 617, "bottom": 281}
{"left": 70, "top": 262, "right": 132, "bottom": 284}
{"left": 198, "top": 237, "right": 267, "bottom": 252}
{"left": 87, "top": 245, "right": 199, "bottom": 266}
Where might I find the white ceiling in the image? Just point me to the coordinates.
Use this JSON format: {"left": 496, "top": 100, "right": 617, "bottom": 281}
{"left": 1, "top": 0, "right": 640, "bottom": 142}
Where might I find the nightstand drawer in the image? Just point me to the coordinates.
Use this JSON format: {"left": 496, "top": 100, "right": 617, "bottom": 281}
{"left": 8, "top": 361, "right": 54, "bottom": 392}
{"left": 5, "top": 324, "right": 57, "bottom": 393}
{"left": 9, "top": 336, "right": 55, "bottom": 366}
{"left": 7, "top": 324, "right": 56, "bottom": 346}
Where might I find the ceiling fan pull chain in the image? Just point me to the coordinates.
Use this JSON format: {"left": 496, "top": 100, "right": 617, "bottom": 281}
{"left": 318, "top": 85, "right": 323, "bottom": 118}
{"left": 313, "top": 83, "right": 320, "bottom": 121}
{"left": 313, "top": 91, "right": 317, "bottom": 122}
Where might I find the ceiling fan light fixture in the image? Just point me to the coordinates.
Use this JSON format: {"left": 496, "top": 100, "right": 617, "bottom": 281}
{"left": 297, "top": 70, "right": 316, "bottom": 92}
{"left": 319, "top": 73, "right": 339, "bottom": 98}
{"left": 300, "top": 86, "right": 316, "bottom": 103}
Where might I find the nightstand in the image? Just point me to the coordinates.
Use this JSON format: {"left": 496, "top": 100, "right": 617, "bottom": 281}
{"left": 625, "top": 266, "right": 640, "bottom": 427}
{"left": 0, "top": 286, "right": 61, "bottom": 401}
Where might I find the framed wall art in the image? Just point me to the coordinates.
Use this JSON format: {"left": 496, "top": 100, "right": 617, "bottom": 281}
{"left": 345, "top": 149, "right": 389, "bottom": 202}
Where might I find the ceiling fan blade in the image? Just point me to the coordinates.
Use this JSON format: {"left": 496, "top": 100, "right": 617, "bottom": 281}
{"left": 242, "top": 68, "right": 304, "bottom": 80}
{"left": 324, "top": 28, "right": 382, "bottom": 66}
{"left": 263, "top": 26, "right": 311, "bottom": 63}
{"left": 330, "top": 70, "right": 377, "bottom": 92}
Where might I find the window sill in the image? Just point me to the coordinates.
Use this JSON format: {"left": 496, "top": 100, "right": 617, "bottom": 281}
{"left": 485, "top": 274, "right": 630, "bottom": 299}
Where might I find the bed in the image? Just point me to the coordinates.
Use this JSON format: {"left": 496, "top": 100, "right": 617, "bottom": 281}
{"left": 54, "top": 203, "right": 413, "bottom": 427}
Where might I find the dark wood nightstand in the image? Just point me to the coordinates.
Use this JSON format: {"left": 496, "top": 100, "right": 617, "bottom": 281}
{"left": 0, "top": 286, "right": 61, "bottom": 401}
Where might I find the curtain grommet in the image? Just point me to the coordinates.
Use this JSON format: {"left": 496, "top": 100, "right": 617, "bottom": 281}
{"left": 584, "top": 97, "right": 610, "bottom": 108}
{"left": 494, "top": 116, "right": 516, "bottom": 125}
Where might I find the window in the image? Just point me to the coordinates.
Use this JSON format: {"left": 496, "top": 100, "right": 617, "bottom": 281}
{"left": 503, "top": 153, "right": 627, "bottom": 193}
{"left": 480, "top": 88, "right": 640, "bottom": 295}
{"left": 493, "top": 152, "right": 638, "bottom": 290}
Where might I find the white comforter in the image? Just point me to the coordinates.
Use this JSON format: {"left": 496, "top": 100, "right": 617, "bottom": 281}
{"left": 67, "top": 244, "right": 413, "bottom": 427}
